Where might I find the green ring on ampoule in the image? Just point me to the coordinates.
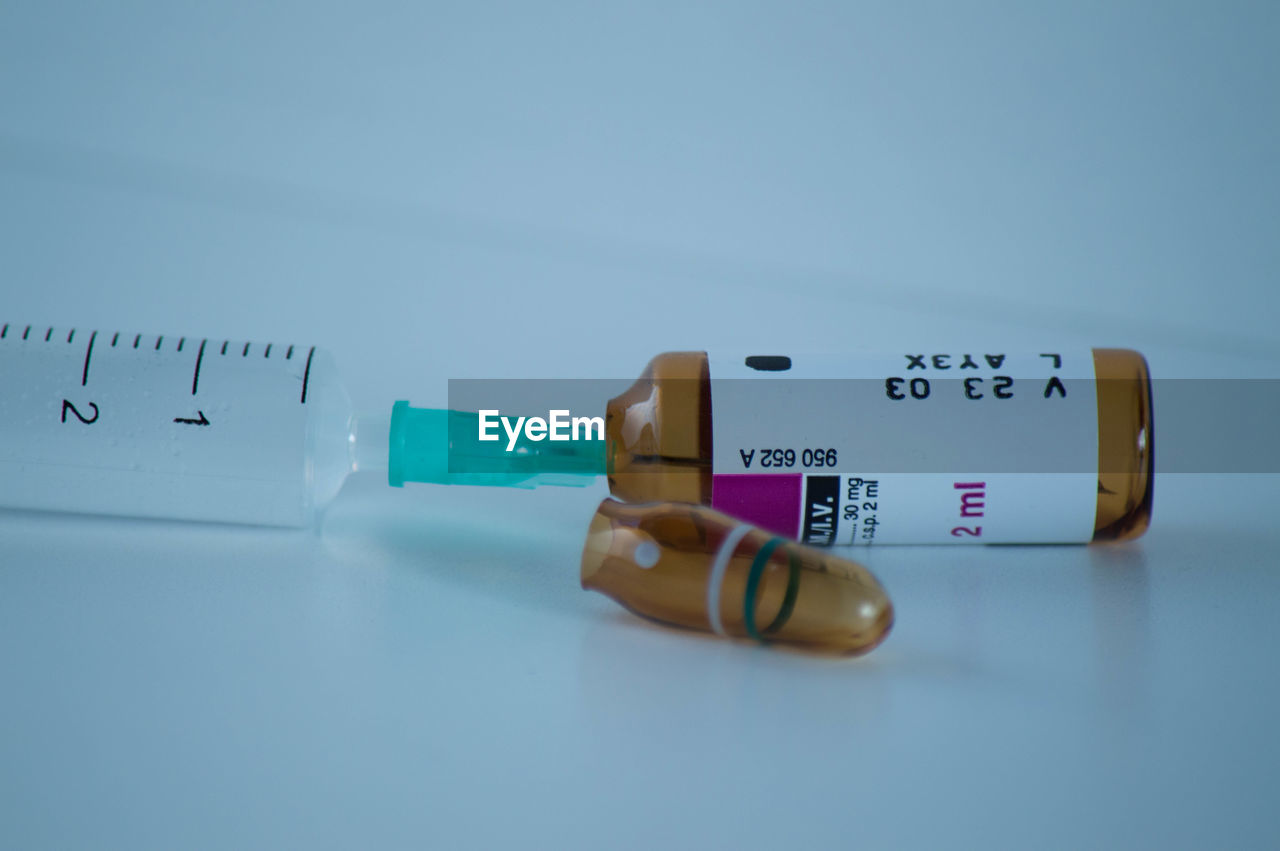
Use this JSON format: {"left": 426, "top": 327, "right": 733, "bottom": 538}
{"left": 761, "top": 548, "right": 800, "bottom": 637}
{"left": 743, "top": 537, "right": 798, "bottom": 642}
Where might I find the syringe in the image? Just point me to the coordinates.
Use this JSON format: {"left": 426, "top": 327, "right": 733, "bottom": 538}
{"left": 1, "top": 322, "right": 1155, "bottom": 545}
{"left": 0, "top": 323, "right": 603, "bottom": 526}
{"left": 0, "top": 322, "right": 898, "bottom": 655}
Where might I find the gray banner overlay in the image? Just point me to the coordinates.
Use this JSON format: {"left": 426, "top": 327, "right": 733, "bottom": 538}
{"left": 447, "top": 378, "right": 1280, "bottom": 473}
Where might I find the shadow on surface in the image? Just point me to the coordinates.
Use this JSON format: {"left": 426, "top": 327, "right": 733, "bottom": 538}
{"left": 1089, "top": 544, "right": 1152, "bottom": 725}
{"left": 319, "top": 493, "right": 589, "bottom": 616}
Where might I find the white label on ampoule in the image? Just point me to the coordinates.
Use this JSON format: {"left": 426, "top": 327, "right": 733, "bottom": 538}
{"left": 708, "top": 351, "right": 1099, "bottom": 545}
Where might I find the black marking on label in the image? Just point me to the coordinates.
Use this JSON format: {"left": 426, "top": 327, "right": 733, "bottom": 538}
{"left": 155, "top": 336, "right": 163, "bottom": 350}
{"left": 220, "top": 340, "right": 228, "bottom": 355}
{"left": 133, "top": 334, "right": 141, "bottom": 348}
{"left": 174, "top": 411, "right": 210, "bottom": 426}
{"left": 801, "top": 475, "right": 840, "bottom": 547}
{"left": 1044, "top": 375, "right": 1067, "bottom": 398}
{"left": 301, "top": 346, "right": 315, "bottom": 404}
{"left": 264, "top": 343, "right": 272, "bottom": 358}
{"left": 177, "top": 337, "right": 185, "bottom": 352}
{"left": 67, "top": 329, "right": 75, "bottom": 343}
{"left": 1, "top": 323, "right": 7, "bottom": 338}
{"left": 192, "top": 339, "right": 207, "bottom": 395}
{"left": 242, "top": 342, "right": 250, "bottom": 357}
{"left": 286, "top": 345, "right": 294, "bottom": 359}
{"left": 745, "top": 355, "right": 792, "bottom": 372}
{"left": 45, "top": 327, "right": 52, "bottom": 341}
{"left": 23, "top": 325, "right": 31, "bottom": 340}
{"left": 81, "top": 331, "right": 97, "bottom": 386}
{"left": 111, "top": 332, "right": 119, "bottom": 347}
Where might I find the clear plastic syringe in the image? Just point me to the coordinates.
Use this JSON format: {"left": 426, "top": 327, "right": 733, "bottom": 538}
{"left": 0, "top": 324, "right": 604, "bottom": 526}
{"left": 1, "top": 322, "right": 1155, "bottom": 545}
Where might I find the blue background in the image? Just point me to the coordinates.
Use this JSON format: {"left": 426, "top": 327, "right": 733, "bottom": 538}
{"left": 2, "top": 2, "right": 1278, "bottom": 848}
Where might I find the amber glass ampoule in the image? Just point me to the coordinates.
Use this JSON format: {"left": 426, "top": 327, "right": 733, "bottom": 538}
{"left": 604, "top": 350, "right": 1154, "bottom": 543}
{"left": 582, "top": 499, "right": 894, "bottom": 654}
{"left": 1092, "top": 349, "right": 1155, "bottom": 540}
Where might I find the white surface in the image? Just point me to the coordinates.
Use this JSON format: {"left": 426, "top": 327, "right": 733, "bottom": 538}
{"left": 2, "top": 3, "right": 1279, "bottom": 849}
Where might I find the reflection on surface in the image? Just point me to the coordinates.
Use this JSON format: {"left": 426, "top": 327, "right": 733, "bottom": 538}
{"left": 1089, "top": 544, "right": 1151, "bottom": 731}
{"left": 319, "top": 477, "right": 593, "bottom": 616}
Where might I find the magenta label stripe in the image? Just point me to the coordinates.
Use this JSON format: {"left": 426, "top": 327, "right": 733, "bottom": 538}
{"left": 711, "top": 474, "right": 802, "bottom": 539}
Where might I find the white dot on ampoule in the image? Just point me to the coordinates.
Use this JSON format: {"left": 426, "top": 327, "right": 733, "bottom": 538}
{"left": 633, "top": 540, "right": 661, "bottom": 569}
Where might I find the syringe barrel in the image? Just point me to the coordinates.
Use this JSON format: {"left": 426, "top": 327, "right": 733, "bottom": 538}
{"left": 0, "top": 326, "right": 354, "bottom": 526}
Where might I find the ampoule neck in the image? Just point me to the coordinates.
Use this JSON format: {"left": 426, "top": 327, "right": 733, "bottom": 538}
{"left": 604, "top": 351, "right": 711, "bottom": 503}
